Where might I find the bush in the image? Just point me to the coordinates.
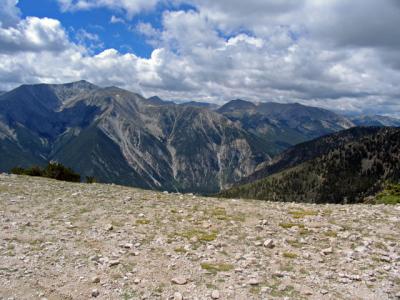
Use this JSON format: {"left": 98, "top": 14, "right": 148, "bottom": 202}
{"left": 44, "top": 162, "right": 80, "bottom": 182}
{"left": 86, "top": 176, "right": 96, "bottom": 184}
{"left": 10, "top": 162, "right": 81, "bottom": 183}
{"left": 375, "top": 183, "right": 400, "bottom": 205}
{"left": 10, "top": 167, "right": 25, "bottom": 175}
{"left": 25, "top": 166, "right": 44, "bottom": 177}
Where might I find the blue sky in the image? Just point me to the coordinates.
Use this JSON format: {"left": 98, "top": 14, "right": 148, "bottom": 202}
{"left": 1, "top": 0, "right": 400, "bottom": 116}
{"left": 18, "top": 0, "right": 169, "bottom": 57}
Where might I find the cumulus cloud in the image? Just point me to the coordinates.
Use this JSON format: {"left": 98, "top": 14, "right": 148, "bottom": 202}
{"left": 0, "top": 0, "right": 21, "bottom": 28}
{"left": 0, "top": 17, "right": 71, "bottom": 53}
{"left": 1, "top": 0, "right": 400, "bottom": 116}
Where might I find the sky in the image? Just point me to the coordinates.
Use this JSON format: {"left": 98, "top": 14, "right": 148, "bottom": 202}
{"left": 1, "top": 0, "right": 400, "bottom": 116}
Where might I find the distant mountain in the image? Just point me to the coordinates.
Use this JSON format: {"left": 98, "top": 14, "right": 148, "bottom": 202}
{"left": 219, "top": 127, "right": 400, "bottom": 204}
{"left": 180, "top": 101, "right": 220, "bottom": 110}
{"left": 0, "top": 81, "right": 270, "bottom": 193}
{"left": 218, "top": 99, "right": 257, "bottom": 113}
{"left": 351, "top": 115, "right": 400, "bottom": 127}
{"left": 147, "top": 96, "right": 175, "bottom": 106}
{"left": 0, "top": 91, "right": 5, "bottom": 95}
{"left": 218, "top": 100, "right": 354, "bottom": 156}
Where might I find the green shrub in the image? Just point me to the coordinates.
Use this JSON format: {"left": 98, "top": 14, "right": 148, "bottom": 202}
{"left": 44, "top": 162, "right": 80, "bottom": 182}
{"left": 86, "top": 176, "right": 96, "bottom": 184}
{"left": 10, "top": 162, "right": 81, "bottom": 183}
{"left": 10, "top": 167, "right": 25, "bottom": 175}
{"left": 375, "top": 183, "right": 400, "bottom": 205}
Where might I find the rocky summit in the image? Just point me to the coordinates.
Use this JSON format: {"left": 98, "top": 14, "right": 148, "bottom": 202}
{"left": 1, "top": 174, "right": 399, "bottom": 299}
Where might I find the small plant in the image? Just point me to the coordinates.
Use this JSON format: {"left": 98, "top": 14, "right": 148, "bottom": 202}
{"left": 136, "top": 219, "right": 150, "bottom": 225}
{"left": 324, "top": 230, "right": 338, "bottom": 238}
{"left": 200, "top": 262, "right": 234, "bottom": 274}
{"left": 86, "top": 176, "right": 96, "bottom": 184}
{"left": 375, "top": 183, "right": 400, "bottom": 205}
{"left": 174, "top": 247, "right": 188, "bottom": 253}
{"left": 288, "top": 209, "right": 318, "bottom": 219}
{"left": 282, "top": 252, "right": 298, "bottom": 259}
{"left": 179, "top": 229, "right": 218, "bottom": 242}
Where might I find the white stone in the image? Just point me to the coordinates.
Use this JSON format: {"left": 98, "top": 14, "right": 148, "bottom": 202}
{"left": 173, "top": 292, "right": 183, "bottom": 300}
{"left": 263, "top": 239, "right": 274, "bottom": 249}
{"left": 211, "top": 290, "right": 220, "bottom": 299}
{"left": 171, "top": 277, "right": 187, "bottom": 285}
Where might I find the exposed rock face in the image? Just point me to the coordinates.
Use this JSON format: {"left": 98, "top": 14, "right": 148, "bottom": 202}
{"left": 0, "top": 81, "right": 269, "bottom": 193}
{"left": 218, "top": 99, "right": 355, "bottom": 156}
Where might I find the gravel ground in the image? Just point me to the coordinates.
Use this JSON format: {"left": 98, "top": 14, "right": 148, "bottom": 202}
{"left": 0, "top": 174, "right": 399, "bottom": 300}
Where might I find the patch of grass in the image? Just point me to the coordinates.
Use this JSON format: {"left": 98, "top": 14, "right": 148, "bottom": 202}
{"left": 179, "top": 229, "right": 218, "bottom": 242}
{"left": 203, "top": 207, "right": 246, "bottom": 222}
{"left": 298, "top": 228, "right": 310, "bottom": 235}
{"left": 174, "top": 247, "right": 188, "bottom": 253}
{"left": 322, "top": 208, "right": 333, "bottom": 216}
{"left": 288, "top": 209, "right": 318, "bottom": 219}
{"left": 375, "top": 195, "right": 400, "bottom": 205}
{"left": 200, "top": 262, "right": 234, "bottom": 274}
{"left": 324, "top": 230, "right": 338, "bottom": 238}
{"left": 374, "top": 241, "right": 388, "bottom": 251}
{"left": 210, "top": 207, "right": 229, "bottom": 220}
{"left": 286, "top": 239, "right": 302, "bottom": 248}
{"left": 122, "top": 290, "right": 137, "bottom": 300}
{"left": 270, "top": 284, "right": 298, "bottom": 298}
{"left": 250, "top": 286, "right": 261, "bottom": 295}
{"left": 206, "top": 283, "right": 217, "bottom": 289}
{"left": 283, "top": 252, "right": 298, "bottom": 259}
{"left": 136, "top": 219, "right": 150, "bottom": 225}
{"left": 375, "top": 183, "right": 400, "bottom": 204}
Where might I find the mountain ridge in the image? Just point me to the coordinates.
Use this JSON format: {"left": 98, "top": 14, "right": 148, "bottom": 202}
{"left": 0, "top": 81, "right": 270, "bottom": 193}
{"left": 2, "top": 80, "right": 399, "bottom": 194}
{"left": 219, "top": 127, "right": 400, "bottom": 203}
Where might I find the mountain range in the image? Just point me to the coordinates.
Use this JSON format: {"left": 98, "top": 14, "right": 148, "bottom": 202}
{"left": 217, "top": 99, "right": 355, "bottom": 156}
{"left": 219, "top": 127, "right": 400, "bottom": 203}
{"left": 0, "top": 81, "right": 270, "bottom": 193}
{"left": 350, "top": 115, "right": 400, "bottom": 127}
{"left": 0, "top": 80, "right": 399, "bottom": 194}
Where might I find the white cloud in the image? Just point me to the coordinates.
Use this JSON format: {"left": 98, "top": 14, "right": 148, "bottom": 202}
{"left": 0, "top": 17, "right": 71, "bottom": 53}
{"left": 110, "top": 15, "right": 125, "bottom": 24}
{"left": 75, "top": 28, "right": 104, "bottom": 51}
{"left": 57, "top": 0, "right": 160, "bottom": 18}
{"left": 0, "top": 0, "right": 21, "bottom": 28}
{"left": 1, "top": 0, "right": 400, "bottom": 116}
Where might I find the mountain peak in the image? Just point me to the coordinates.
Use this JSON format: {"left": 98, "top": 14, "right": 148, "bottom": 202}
{"left": 146, "top": 96, "right": 175, "bottom": 106}
{"left": 218, "top": 99, "right": 256, "bottom": 113}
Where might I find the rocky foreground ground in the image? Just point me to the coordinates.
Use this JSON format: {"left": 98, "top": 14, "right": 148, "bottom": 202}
{"left": 0, "top": 174, "right": 399, "bottom": 300}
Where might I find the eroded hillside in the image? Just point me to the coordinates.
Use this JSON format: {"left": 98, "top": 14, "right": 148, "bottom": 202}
{"left": 0, "top": 175, "right": 399, "bottom": 299}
